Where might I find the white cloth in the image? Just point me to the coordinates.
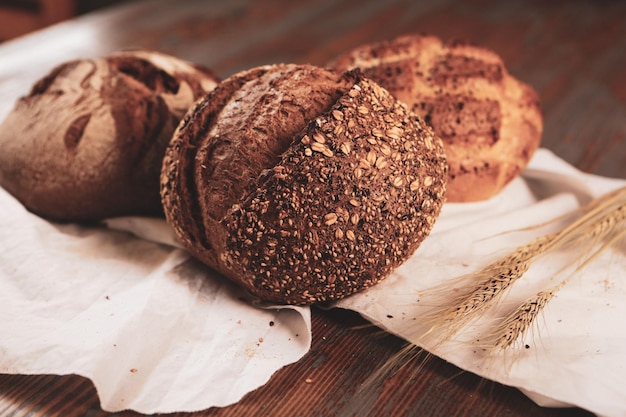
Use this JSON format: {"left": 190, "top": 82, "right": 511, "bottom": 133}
{"left": 0, "top": 189, "right": 311, "bottom": 414}
{"left": 1, "top": 148, "right": 624, "bottom": 416}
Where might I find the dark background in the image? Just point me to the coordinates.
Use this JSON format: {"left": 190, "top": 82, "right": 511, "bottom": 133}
{"left": 0, "top": 0, "right": 139, "bottom": 41}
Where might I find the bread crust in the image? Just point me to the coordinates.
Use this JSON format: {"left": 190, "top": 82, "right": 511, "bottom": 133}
{"left": 0, "top": 50, "right": 219, "bottom": 222}
{"left": 161, "top": 64, "right": 448, "bottom": 304}
{"left": 330, "top": 34, "right": 543, "bottom": 202}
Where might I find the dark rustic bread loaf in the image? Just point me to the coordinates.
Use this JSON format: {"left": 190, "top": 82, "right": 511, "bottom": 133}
{"left": 330, "top": 34, "right": 543, "bottom": 202}
{"left": 0, "top": 50, "right": 219, "bottom": 222}
{"left": 161, "top": 64, "right": 448, "bottom": 305}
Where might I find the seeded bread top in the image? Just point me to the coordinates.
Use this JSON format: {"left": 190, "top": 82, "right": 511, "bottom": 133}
{"left": 161, "top": 64, "right": 448, "bottom": 304}
{"left": 331, "top": 34, "right": 543, "bottom": 202}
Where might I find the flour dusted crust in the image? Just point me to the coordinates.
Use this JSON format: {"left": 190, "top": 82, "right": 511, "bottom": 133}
{"left": 161, "top": 64, "right": 448, "bottom": 305}
{"left": 330, "top": 34, "right": 543, "bottom": 202}
{"left": 0, "top": 50, "right": 219, "bottom": 222}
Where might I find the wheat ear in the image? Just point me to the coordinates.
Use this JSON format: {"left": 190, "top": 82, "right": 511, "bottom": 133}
{"left": 420, "top": 234, "right": 555, "bottom": 344}
{"left": 488, "top": 223, "right": 626, "bottom": 352}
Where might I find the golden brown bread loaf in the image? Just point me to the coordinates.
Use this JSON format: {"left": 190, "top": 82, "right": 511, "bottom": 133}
{"left": 161, "top": 64, "right": 448, "bottom": 305}
{"left": 0, "top": 50, "right": 219, "bottom": 222}
{"left": 330, "top": 34, "right": 543, "bottom": 202}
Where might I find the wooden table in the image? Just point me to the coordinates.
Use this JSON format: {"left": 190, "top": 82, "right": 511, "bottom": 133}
{"left": 1, "top": 0, "right": 624, "bottom": 415}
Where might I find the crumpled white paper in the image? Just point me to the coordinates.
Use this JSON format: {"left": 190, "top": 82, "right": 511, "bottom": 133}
{"left": 1, "top": 149, "right": 624, "bottom": 416}
{"left": 334, "top": 149, "right": 626, "bottom": 417}
{"left": 0, "top": 188, "right": 311, "bottom": 414}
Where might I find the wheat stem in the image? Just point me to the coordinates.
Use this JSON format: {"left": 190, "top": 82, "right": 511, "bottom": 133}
{"left": 553, "top": 186, "right": 626, "bottom": 248}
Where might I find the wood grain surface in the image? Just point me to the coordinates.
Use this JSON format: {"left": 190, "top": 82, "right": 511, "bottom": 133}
{"left": 1, "top": 0, "right": 625, "bottom": 416}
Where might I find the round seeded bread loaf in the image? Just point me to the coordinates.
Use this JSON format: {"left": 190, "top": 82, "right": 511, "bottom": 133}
{"left": 330, "top": 34, "right": 543, "bottom": 202}
{"left": 161, "top": 64, "right": 448, "bottom": 305}
{"left": 0, "top": 50, "right": 219, "bottom": 222}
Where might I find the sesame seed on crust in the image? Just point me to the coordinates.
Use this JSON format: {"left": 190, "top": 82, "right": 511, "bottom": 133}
{"left": 221, "top": 76, "right": 447, "bottom": 304}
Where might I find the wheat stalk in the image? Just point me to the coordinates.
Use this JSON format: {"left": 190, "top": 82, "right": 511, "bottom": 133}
{"left": 553, "top": 186, "right": 626, "bottom": 248}
{"left": 420, "top": 234, "right": 553, "bottom": 344}
{"left": 488, "top": 221, "right": 626, "bottom": 352}
{"left": 421, "top": 184, "right": 626, "bottom": 347}
{"left": 362, "top": 185, "right": 626, "bottom": 393}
